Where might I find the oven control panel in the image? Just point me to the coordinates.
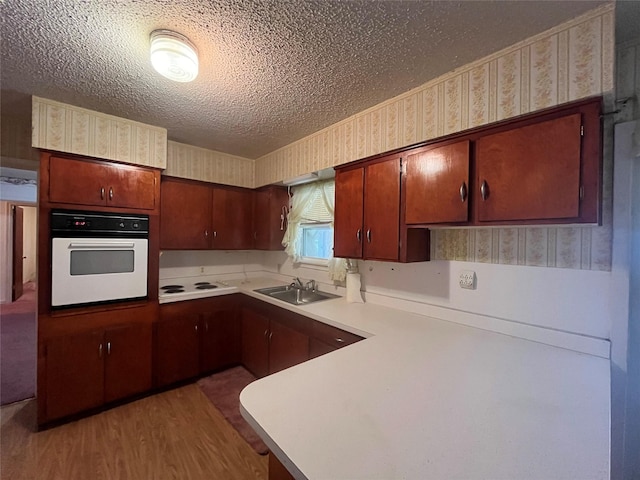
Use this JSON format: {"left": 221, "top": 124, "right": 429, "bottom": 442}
{"left": 51, "top": 210, "right": 149, "bottom": 237}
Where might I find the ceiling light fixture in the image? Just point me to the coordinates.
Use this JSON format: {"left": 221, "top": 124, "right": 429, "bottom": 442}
{"left": 150, "top": 30, "right": 198, "bottom": 83}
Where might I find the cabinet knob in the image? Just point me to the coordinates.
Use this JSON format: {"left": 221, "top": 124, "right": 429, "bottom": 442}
{"left": 460, "top": 182, "right": 467, "bottom": 203}
{"left": 480, "top": 180, "right": 489, "bottom": 201}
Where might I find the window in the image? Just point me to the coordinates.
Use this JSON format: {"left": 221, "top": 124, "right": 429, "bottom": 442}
{"left": 282, "top": 179, "right": 347, "bottom": 280}
{"left": 300, "top": 223, "right": 334, "bottom": 260}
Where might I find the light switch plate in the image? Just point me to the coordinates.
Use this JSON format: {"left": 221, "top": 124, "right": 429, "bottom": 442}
{"left": 459, "top": 270, "right": 476, "bottom": 290}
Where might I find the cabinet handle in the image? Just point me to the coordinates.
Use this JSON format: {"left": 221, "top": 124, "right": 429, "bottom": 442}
{"left": 100, "top": 187, "right": 105, "bottom": 200}
{"left": 98, "top": 343, "right": 103, "bottom": 357}
{"left": 459, "top": 182, "right": 467, "bottom": 202}
{"left": 213, "top": 231, "right": 217, "bottom": 238}
{"left": 480, "top": 180, "right": 488, "bottom": 201}
{"left": 335, "top": 337, "right": 345, "bottom": 344}
{"left": 109, "top": 187, "right": 114, "bottom": 200}
{"left": 205, "top": 230, "right": 208, "bottom": 237}
{"left": 356, "top": 229, "right": 361, "bottom": 242}
{"left": 366, "top": 229, "right": 371, "bottom": 243}
{"left": 195, "top": 324, "right": 198, "bottom": 332}
{"left": 107, "top": 341, "right": 111, "bottom": 356}
{"left": 264, "top": 329, "right": 269, "bottom": 338}
{"left": 268, "top": 331, "right": 273, "bottom": 343}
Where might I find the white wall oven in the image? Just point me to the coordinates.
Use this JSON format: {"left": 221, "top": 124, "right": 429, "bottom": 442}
{"left": 50, "top": 210, "right": 149, "bottom": 308}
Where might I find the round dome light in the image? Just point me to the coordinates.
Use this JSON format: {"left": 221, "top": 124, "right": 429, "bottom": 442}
{"left": 150, "top": 30, "right": 198, "bottom": 83}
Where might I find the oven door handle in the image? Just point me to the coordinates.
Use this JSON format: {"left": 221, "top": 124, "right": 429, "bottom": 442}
{"left": 67, "top": 242, "right": 136, "bottom": 249}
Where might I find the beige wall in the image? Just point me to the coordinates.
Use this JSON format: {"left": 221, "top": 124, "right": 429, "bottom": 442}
{"left": 255, "top": 3, "right": 615, "bottom": 271}
{"left": 1, "top": 112, "right": 39, "bottom": 170}
{"left": 616, "top": 37, "right": 640, "bottom": 122}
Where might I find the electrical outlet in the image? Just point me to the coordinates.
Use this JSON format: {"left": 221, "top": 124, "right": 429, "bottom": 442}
{"left": 200, "top": 266, "right": 205, "bottom": 274}
{"left": 459, "top": 270, "right": 476, "bottom": 290}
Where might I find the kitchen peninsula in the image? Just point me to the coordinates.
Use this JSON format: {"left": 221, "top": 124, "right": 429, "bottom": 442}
{"left": 160, "top": 274, "right": 610, "bottom": 480}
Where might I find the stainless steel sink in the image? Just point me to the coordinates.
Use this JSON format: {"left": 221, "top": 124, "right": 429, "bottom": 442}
{"left": 254, "top": 285, "right": 340, "bottom": 305}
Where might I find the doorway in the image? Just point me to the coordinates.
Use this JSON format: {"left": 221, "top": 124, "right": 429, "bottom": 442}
{"left": 0, "top": 202, "right": 37, "bottom": 405}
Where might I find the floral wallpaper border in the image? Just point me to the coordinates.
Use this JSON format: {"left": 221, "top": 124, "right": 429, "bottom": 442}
{"left": 32, "top": 96, "right": 167, "bottom": 169}
{"left": 164, "top": 141, "right": 254, "bottom": 189}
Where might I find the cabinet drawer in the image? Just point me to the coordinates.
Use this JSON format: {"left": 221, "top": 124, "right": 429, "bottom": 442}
{"left": 312, "top": 321, "right": 362, "bottom": 349}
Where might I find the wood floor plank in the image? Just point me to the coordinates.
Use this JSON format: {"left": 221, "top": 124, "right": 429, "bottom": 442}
{"left": 1, "top": 384, "right": 268, "bottom": 480}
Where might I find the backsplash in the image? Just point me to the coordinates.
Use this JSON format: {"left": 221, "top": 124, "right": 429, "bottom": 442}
{"left": 254, "top": 3, "right": 615, "bottom": 271}
{"left": 31, "top": 96, "right": 167, "bottom": 169}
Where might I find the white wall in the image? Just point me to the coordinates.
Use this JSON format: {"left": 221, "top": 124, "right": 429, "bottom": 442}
{"left": 22, "top": 206, "right": 37, "bottom": 283}
{"left": 0, "top": 202, "right": 11, "bottom": 303}
{"left": 159, "top": 250, "right": 265, "bottom": 281}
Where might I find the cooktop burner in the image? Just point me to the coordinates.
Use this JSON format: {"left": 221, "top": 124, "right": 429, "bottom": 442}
{"left": 159, "top": 278, "right": 235, "bottom": 303}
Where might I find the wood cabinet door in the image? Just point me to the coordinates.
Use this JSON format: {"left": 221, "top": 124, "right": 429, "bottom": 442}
{"left": 200, "top": 308, "right": 241, "bottom": 373}
{"left": 405, "top": 141, "right": 470, "bottom": 224}
{"left": 104, "top": 323, "right": 152, "bottom": 403}
{"left": 155, "top": 312, "right": 200, "bottom": 387}
{"left": 334, "top": 168, "right": 364, "bottom": 258}
{"left": 475, "top": 113, "right": 582, "bottom": 222}
{"left": 45, "top": 330, "right": 104, "bottom": 421}
{"left": 268, "top": 320, "right": 309, "bottom": 375}
{"left": 363, "top": 157, "right": 400, "bottom": 260}
{"left": 160, "top": 178, "right": 212, "bottom": 249}
{"left": 309, "top": 337, "right": 336, "bottom": 359}
{"left": 253, "top": 189, "right": 270, "bottom": 250}
{"left": 107, "top": 165, "right": 156, "bottom": 210}
{"left": 253, "top": 187, "right": 288, "bottom": 250}
{"left": 241, "top": 307, "right": 270, "bottom": 378}
{"left": 212, "top": 187, "right": 254, "bottom": 249}
{"left": 48, "top": 156, "right": 107, "bottom": 206}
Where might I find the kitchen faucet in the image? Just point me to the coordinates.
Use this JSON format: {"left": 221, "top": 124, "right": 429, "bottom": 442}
{"left": 291, "top": 277, "right": 304, "bottom": 289}
{"left": 305, "top": 279, "right": 317, "bottom": 292}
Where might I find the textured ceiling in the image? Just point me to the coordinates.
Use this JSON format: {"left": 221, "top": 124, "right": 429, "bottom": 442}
{"left": 0, "top": 0, "right": 615, "bottom": 160}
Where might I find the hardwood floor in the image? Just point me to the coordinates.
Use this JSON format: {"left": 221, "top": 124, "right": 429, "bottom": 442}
{"left": 1, "top": 384, "right": 268, "bottom": 479}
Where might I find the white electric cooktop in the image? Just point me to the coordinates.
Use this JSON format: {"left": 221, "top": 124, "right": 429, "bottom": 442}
{"left": 158, "top": 277, "right": 237, "bottom": 304}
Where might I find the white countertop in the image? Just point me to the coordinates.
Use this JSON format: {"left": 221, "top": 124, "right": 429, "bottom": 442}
{"left": 164, "top": 276, "right": 611, "bottom": 479}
